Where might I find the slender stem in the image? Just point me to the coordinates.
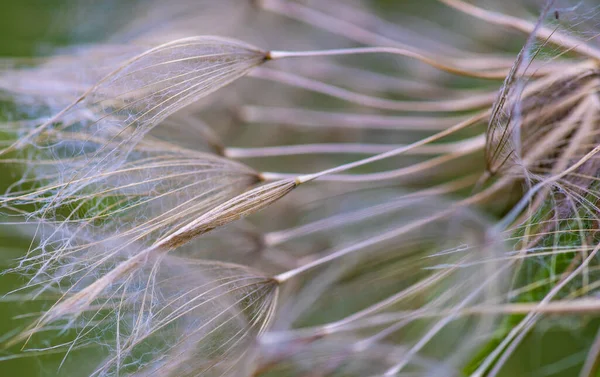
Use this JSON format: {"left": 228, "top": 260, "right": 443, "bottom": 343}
{"left": 473, "top": 243, "right": 600, "bottom": 377}
{"left": 229, "top": 134, "right": 483, "bottom": 159}
{"left": 293, "top": 111, "right": 488, "bottom": 184}
{"left": 580, "top": 327, "right": 600, "bottom": 377}
{"left": 259, "top": 0, "right": 433, "bottom": 52}
{"left": 273, "top": 209, "right": 452, "bottom": 283}
{"left": 269, "top": 47, "right": 511, "bottom": 79}
{"left": 384, "top": 264, "right": 509, "bottom": 376}
{"left": 260, "top": 0, "right": 560, "bottom": 73}
{"left": 226, "top": 142, "right": 454, "bottom": 158}
{"left": 263, "top": 174, "right": 480, "bottom": 246}
{"left": 438, "top": 0, "right": 600, "bottom": 61}
{"left": 262, "top": 142, "right": 482, "bottom": 183}
{"left": 239, "top": 106, "right": 467, "bottom": 131}
{"left": 249, "top": 68, "right": 498, "bottom": 112}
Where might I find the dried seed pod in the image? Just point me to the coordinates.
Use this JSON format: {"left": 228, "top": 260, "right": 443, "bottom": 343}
{"left": 157, "top": 179, "right": 298, "bottom": 250}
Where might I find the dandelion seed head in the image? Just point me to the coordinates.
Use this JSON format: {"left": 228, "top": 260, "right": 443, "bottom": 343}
{"left": 3, "top": 0, "right": 600, "bottom": 376}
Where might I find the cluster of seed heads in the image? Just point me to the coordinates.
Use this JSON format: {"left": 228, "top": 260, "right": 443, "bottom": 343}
{"left": 2, "top": 0, "right": 600, "bottom": 376}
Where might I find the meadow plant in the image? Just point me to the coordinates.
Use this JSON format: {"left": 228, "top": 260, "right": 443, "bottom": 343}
{"left": 1, "top": 0, "right": 600, "bottom": 376}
